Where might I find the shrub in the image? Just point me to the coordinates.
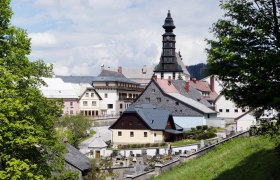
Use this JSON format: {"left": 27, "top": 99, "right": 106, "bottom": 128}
{"left": 196, "top": 126, "right": 202, "bottom": 130}
{"left": 202, "top": 125, "right": 208, "bottom": 130}
{"left": 196, "top": 132, "right": 216, "bottom": 140}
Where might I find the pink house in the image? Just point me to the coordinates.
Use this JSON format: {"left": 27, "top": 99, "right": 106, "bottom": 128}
{"left": 40, "top": 78, "right": 80, "bottom": 115}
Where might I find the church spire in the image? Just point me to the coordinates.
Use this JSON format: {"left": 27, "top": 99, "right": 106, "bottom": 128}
{"left": 162, "top": 10, "right": 176, "bottom": 32}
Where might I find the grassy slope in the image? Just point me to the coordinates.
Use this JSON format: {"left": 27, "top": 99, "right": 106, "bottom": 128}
{"left": 153, "top": 136, "right": 280, "bottom": 180}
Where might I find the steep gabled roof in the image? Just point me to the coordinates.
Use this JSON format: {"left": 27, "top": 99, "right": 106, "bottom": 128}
{"left": 111, "top": 104, "right": 181, "bottom": 132}
{"left": 64, "top": 143, "right": 91, "bottom": 171}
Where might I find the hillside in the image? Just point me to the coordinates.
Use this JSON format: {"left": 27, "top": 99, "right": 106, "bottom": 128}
{"left": 153, "top": 136, "right": 280, "bottom": 180}
{"left": 186, "top": 63, "right": 208, "bottom": 80}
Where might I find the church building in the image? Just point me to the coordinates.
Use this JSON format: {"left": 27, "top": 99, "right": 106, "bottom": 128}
{"left": 154, "top": 10, "right": 190, "bottom": 81}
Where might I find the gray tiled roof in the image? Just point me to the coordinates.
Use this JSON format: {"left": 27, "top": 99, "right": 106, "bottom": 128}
{"left": 64, "top": 143, "right": 91, "bottom": 171}
{"left": 56, "top": 75, "right": 94, "bottom": 84}
{"left": 171, "top": 80, "right": 211, "bottom": 107}
{"left": 93, "top": 69, "right": 139, "bottom": 84}
{"left": 126, "top": 104, "right": 179, "bottom": 130}
{"left": 167, "top": 93, "right": 216, "bottom": 114}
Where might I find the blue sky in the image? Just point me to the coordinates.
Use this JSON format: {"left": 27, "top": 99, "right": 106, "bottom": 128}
{"left": 11, "top": 0, "right": 223, "bottom": 76}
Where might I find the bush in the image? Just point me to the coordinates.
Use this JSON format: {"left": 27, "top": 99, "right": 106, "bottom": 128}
{"left": 202, "top": 125, "right": 208, "bottom": 130}
{"left": 196, "top": 126, "right": 202, "bottom": 130}
{"left": 196, "top": 132, "right": 216, "bottom": 140}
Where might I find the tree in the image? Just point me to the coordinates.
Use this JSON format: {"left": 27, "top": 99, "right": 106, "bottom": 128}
{"left": 0, "top": 0, "right": 67, "bottom": 178}
{"left": 206, "top": 0, "right": 280, "bottom": 113}
{"left": 56, "top": 114, "right": 93, "bottom": 148}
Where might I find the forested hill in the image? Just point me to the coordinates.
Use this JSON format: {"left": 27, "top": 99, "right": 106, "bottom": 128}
{"left": 186, "top": 63, "right": 208, "bottom": 80}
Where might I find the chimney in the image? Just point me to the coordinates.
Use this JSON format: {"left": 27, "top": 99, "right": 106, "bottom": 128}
{"left": 118, "top": 66, "right": 122, "bottom": 73}
{"left": 168, "top": 76, "right": 171, "bottom": 85}
{"left": 210, "top": 75, "right": 215, "bottom": 92}
{"left": 153, "top": 74, "right": 157, "bottom": 81}
{"left": 185, "top": 81, "right": 190, "bottom": 93}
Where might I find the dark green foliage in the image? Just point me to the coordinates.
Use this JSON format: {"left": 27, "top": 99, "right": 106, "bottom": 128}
{"left": 56, "top": 114, "right": 92, "bottom": 148}
{"left": 183, "top": 126, "right": 217, "bottom": 140}
{"left": 206, "top": 0, "right": 280, "bottom": 113}
{"left": 0, "top": 0, "right": 68, "bottom": 178}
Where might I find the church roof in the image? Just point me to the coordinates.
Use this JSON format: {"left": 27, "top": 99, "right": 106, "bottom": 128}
{"left": 162, "top": 10, "right": 176, "bottom": 32}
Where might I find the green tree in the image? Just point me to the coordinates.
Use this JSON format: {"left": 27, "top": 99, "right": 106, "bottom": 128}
{"left": 56, "top": 114, "right": 93, "bottom": 148}
{"left": 206, "top": 0, "right": 280, "bottom": 113}
{"left": 0, "top": 0, "right": 67, "bottom": 178}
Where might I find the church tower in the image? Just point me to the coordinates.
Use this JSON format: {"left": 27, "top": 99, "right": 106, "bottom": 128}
{"left": 154, "top": 10, "right": 190, "bottom": 81}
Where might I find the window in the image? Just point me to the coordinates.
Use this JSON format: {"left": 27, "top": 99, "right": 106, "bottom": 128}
{"left": 85, "top": 93, "right": 89, "bottom": 97}
{"left": 219, "top": 109, "right": 223, "bottom": 112}
{"left": 175, "top": 102, "right": 179, "bottom": 105}
{"left": 92, "top": 101, "right": 96, "bottom": 106}
{"left": 83, "top": 101, "right": 88, "bottom": 106}
{"left": 107, "top": 104, "right": 113, "bottom": 109}
{"left": 120, "top": 104, "right": 123, "bottom": 109}
{"left": 104, "top": 93, "right": 108, "bottom": 98}
{"left": 173, "top": 72, "right": 175, "bottom": 79}
{"left": 70, "top": 110, "right": 73, "bottom": 115}
{"left": 91, "top": 93, "right": 94, "bottom": 97}
{"left": 225, "top": 97, "right": 229, "bottom": 100}
{"left": 118, "top": 131, "right": 122, "bottom": 136}
{"left": 226, "top": 109, "right": 229, "bottom": 112}
{"left": 234, "top": 109, "right": 238, "bottom": 113}
{"left": 207, "top": 114, "right": 210, "bottom": 118}
{"left": 70, "top": 102, "right": 73, "bottom": 106}
{"left": 154, "top": 133, "right": 157, "bottom": 137}
{"left": 130, "top": 131, "right": 134, "bottom": 137}
{"left": 145, "top": 97, "right": 150, "bottom": 103}
{"left": 152, "top": 89, "right": 156, "bottom": 93}
{"left": 156, "top": 97, "right": 161, "bottom": 103}
{"left": 106, "top": 82, "right": 109, "bottom": 86}
{"left": 242, "top": 109, "right": 246, "bottom": 112}
{"left": 144, "top": 132, "right": 148, "bottom": 137}
{"left": 161, "top": 73, "right": 164, "bottom": 79}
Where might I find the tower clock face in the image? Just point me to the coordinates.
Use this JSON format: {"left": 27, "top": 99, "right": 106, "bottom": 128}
{"left": 166, "top": 36, "right": 170, "bottom": 40}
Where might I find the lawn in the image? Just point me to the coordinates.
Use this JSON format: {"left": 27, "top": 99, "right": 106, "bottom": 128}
{"left": 171, "top": 139, "right": 198, "bottom": 147}
{"left": 153, "top": 136, "right": 280, "bottom": 180}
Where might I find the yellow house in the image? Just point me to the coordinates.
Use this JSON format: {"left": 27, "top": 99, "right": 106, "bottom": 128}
{"left": 110, "top": 104, "right": 183, "bottom": 145}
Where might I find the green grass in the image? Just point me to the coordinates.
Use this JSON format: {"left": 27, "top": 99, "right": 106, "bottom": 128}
{"left": 153, "top": 136, "right": 280, "bottom": 180}
{"left": 171, "top": 139, "right": 198, "bottom": 147}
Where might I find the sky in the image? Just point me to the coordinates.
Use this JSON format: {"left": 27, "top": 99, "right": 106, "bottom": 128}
{"left": 11, "top": 0, "right": 223, "bottom": 76}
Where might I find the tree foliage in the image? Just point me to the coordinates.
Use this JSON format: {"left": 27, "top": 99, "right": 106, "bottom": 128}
{"left": 56, "top": 114, "right": 92, "bottom": 148}
{"left": 206, "top": 0, "right": 280, "bottom": 113}
{"left": 0, "top": 0, "right": 67, "bottom": 178}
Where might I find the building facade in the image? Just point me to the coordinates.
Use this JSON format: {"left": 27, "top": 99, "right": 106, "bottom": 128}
{"left": 92, "top": 69, "right": 143, "bottom": 116}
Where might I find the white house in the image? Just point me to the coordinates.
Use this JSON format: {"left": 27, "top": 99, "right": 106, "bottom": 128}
{"left": 235, "top": 111, "right": 256, "bottom": 132}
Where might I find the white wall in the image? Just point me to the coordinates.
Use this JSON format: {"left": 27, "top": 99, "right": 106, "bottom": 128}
{"left": 236, "top": 113, "right": 256, "bottom": 132}
{"left": 154, "top": 72, "right": 188, "bottom": 81}
{"left": 215, "top": 95, "right": 248, "bottom": 119}
{"left": 206, "top": 118, "right": 225, "bottom": 128}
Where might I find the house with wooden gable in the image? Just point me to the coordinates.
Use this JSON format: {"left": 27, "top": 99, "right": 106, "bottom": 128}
{"left": 110, "top": 104, "right": 183, "bottom": 145}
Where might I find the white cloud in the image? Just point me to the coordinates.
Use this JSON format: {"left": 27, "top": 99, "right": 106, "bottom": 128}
{"left": 29, "top": 32, "right": 57, "bottom": 47}
{"left": 12, "top": 0, "right": 223, "bottom": 76}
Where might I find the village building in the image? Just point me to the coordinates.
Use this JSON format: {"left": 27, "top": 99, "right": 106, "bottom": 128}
{"left": 91, "top": 69, "right": 142, "bottom": 116}
{"left": 153, "top": 10, "right": 190, "bottom": 81}
{"left": 40, "top": 78, "right": 80, "bottom": 115}
{"left": 72, "top": 83, "right": 103, "bottom": 117}
{"left": 189, "top": 76, "right": 218, "bottom": 107}
{"left": 235, "top": 111, "right": 256, "bottom": 132}
{"left": 202, "top": 75, "right": 249, "bottom": 120}
{"left": 110, "top": 104, "right": 183, "bottom": 145}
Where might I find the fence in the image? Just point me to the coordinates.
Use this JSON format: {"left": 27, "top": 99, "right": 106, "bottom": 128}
{"left": 124, "top": 130, "right": 250, "bottom": 180}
